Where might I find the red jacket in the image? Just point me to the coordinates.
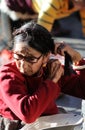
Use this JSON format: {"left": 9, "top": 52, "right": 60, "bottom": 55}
{"left": 0, "top": 59, "right": 85, "bottom": 123}
{"left": 0, "top": 61, "right": 60, "bottom": 123}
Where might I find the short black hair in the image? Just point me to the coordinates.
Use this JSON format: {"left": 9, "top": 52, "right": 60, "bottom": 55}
{"left": 13, "top": 21, "right": 55, "bottom": 54}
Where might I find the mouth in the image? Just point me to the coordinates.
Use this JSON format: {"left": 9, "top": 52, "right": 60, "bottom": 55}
{"left": 21, "top": 69, "right": 33, "bottom": 75}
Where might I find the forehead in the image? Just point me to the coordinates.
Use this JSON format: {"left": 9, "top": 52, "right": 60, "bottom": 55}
{"left": 14, "top": 42, "right": 41, "bottom": 56}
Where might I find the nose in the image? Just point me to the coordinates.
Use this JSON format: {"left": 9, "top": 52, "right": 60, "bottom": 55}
{"left": 20, "top": 59, "right": 32, "bottom": 66}
{"left": 20, "top": 59, "right": 25, "bottom": 67}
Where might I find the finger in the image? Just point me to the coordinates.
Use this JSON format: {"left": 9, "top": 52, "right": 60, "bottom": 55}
{"left": 49, "top": 62, "right": 58, "bottom": 78}
{"left": 54, "top": 41, "right": 64, "bottom": 54}
{"left": 57, "top": 42, "right": 66, "bottom": 55}
{"left": 47, "top": 59, "right": 61, "bottom": 79}
{"left": 54, "top": 41, "right": 66, "bottom": 55}
{"left": 52, "top": 65, "right": 64, "bottom": 83}
{"left": 51, "top": 63, "right": 61, "bottom": 79}
{"left": 55, "top": 65, "right": 64, "bottom": 79}
{"left": 51, "top": 60, "right": 61, "bottom": 71}
{"left": 58, "top": 66, "right": 64, "bottom": 76}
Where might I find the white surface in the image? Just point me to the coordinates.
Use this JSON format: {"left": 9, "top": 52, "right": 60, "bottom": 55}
{"left": 24, "top": 113, "right": 83, "bottom": 130}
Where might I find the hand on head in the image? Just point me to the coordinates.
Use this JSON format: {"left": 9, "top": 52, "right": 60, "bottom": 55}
{"left": 54, "top": 41, "right": 82, "bottom": 65}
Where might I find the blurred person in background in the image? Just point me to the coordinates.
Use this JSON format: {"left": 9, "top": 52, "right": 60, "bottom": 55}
{"left": 0, "top": 0, "right": 85, "bottom": 38}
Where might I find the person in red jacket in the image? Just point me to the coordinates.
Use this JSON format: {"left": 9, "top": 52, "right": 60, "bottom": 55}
{"left": 0, "top": 20, "right": 85, "bottom": 129}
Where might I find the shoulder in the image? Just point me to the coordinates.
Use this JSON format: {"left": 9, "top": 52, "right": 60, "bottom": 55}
{"left": 0, "top": 61, "right": 17, "bottom": 73}
{"left": 0, "top": 62, "right": 24, "bottom": 81}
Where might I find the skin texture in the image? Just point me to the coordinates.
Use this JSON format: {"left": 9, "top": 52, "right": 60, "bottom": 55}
{"left": 14, "top": 43, "right": 47, "bottom": 76}
{"left": 13, "top": 42, "right": 64, "bottom": 84}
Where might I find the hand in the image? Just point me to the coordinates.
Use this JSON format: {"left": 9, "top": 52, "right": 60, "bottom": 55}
{"left": 54, "top": 41, "right": 82, "bottom": 65}
{"left": 72, "top": 0, "right": 85, "bottom": 10}
{"left": 46, "top": 59, "right": 64, "bottom": 83}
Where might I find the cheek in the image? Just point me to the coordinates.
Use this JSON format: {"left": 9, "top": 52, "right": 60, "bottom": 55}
{"left": 15, "top": 60, "right": 28, "bottom": 71}
{"left": 24, "top": 63, "right": 31, "bottom": 70}
{"left": 15, "top": 60, "right": 20, "bottom": 69}
{"left": 32, "top": 62, "right": 43, "bottom": 72}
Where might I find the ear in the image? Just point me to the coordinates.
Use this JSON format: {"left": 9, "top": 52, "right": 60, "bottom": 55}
{"left": 42, "top": 53, "right": 50, "bottom": 65}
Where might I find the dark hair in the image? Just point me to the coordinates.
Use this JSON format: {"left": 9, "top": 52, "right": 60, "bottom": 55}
{"left": 13, "top": 21, "right": 55, "bottom": 54}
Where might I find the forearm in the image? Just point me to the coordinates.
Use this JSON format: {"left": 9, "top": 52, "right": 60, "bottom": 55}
{"left": 61, "top": 58, "right": 85, "bottom": 99}
{"left": 1, "top": 78, "right": 60, "bottom": 123}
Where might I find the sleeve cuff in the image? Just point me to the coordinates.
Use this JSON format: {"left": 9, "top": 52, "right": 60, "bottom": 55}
{"left": 73, "top": 58, "right": 85, "bottom": 70}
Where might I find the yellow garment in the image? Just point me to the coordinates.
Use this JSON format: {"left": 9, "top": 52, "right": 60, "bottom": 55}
{"left": 79, "top": 9, "right": 85, "bottom": 36}
{"left": 32, "top": 0, "right": 85, "bottom": 36}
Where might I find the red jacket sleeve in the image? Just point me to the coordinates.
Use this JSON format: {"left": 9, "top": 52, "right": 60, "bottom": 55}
{"left": 0, "top": 66, "right": 60, "bottom": 123}
{"left": 60, "top": 59, "right": 85, "bottom": 99}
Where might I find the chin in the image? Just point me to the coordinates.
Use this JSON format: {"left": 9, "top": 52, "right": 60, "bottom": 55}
{"left": 25, "top": 71, "right": 34, "bottom": 76}
{"left": 20, "top": 69, "right": 36, "bottom": 76}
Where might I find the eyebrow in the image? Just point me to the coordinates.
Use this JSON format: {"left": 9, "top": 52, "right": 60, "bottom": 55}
{"left": 14, "top": 52, "right": 41, "bottom": 59}
{"left": 25, "top": 53, "right": 39, "bottom": 58}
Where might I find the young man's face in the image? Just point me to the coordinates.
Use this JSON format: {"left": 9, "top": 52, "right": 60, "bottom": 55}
{"left": 13, "top": 43, "right": 50, "bottom": 76}
{"left": 71, "top": 0, "right": 85, "bottom": 9}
